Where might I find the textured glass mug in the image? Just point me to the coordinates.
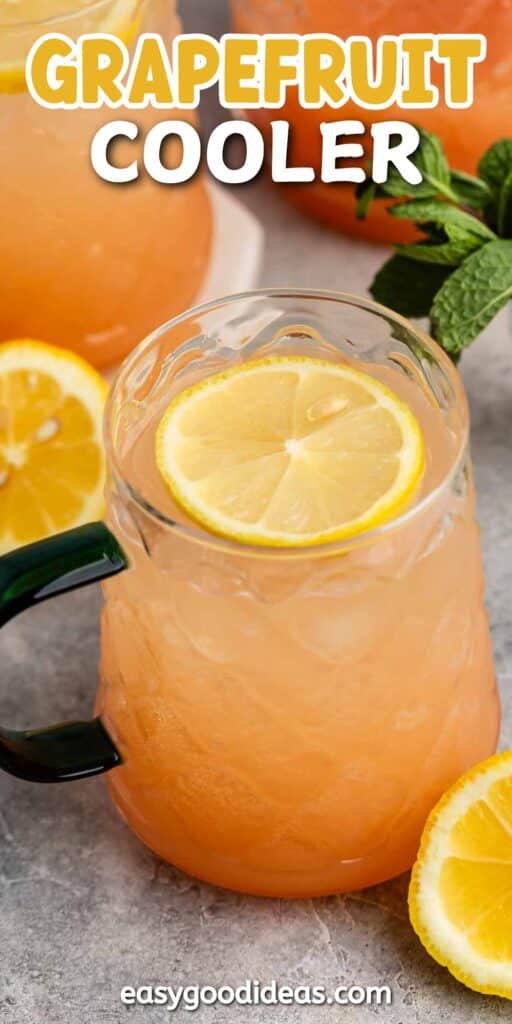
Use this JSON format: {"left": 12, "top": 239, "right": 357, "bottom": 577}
{"left": 0, "top": 291, "right": 499, "bottom": 898}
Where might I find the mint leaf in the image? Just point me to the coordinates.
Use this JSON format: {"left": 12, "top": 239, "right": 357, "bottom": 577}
{"left": 390, "top": 199, "right": 496, "bottom": 241}
{"left": 477, "top": 140, "right": 512, "bottom": 236}
{"left": 370, "top": 255, "right": 451, "bottom": 318}
{"left": 357, "top": 129, "right": 455, "bottom": 209}
{"left": 450, "top": 170, "right": 492, "bottom": 211}
{"left": 355, "top": 180, "right": 379, "bottom": 219}
{"left": 357, "top": 130, "right": 469, "bottom": 218}
{"left": 478, "top": 139, "right": 512, "bottom": 191}
{"left": 397, "top": 222, "right": 484, "bottom": 266}
{"left": 431, "top": 239, "right": 512, "bottom": 353}
{"left": 497, "top": 169, "right": 512, "bottom": 237}
{"left": 379, "top": 171, "right": 435, "bottom": 200}
{"left": 381, "top": 128, "right": 455, "bottom": 201}
{"left": 415, "top": 129, "right": 452, "bottom": 193}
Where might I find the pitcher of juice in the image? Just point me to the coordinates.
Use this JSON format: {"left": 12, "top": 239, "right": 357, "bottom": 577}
{"left": 230, "top": 0, "right": 512, "bottom": 243}
{"left": 0, "top": 0, "right": 212, "bottom": 368}
{"left": 0, "top": 291, "right": 498, "bottom": 898}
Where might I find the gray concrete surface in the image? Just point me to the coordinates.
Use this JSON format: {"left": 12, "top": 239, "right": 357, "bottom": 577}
{"left": 1, "top": 2, "right": 511, "bottom": 1021}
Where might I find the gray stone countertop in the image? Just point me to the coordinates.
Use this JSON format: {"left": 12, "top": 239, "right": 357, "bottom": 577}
{"left": 1, "top": 2, "right": 511, "bottom": 1021}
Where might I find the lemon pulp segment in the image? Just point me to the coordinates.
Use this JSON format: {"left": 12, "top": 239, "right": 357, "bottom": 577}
{"left": 155, "top": 356, "right": 425, "bottom": 548}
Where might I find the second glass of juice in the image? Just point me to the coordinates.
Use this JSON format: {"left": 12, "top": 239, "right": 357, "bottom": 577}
{"left": 98, "top": 290, "right": 498, "bottom": 897}
{"left": 0, "top": 0, "right": 212, "bottom": 368}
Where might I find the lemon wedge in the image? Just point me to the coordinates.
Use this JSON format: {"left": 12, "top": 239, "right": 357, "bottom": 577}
{"left": 155, "top": 356, "right": 425, "bottom": 548}
{"left": 0, "top": 0, "right": 139, "bottom": 94}
{"left": 0, "top": 340, "right": 108, "bottom": 553}
{"left": 410, "top": 752, "right": 512, "bottom": 999}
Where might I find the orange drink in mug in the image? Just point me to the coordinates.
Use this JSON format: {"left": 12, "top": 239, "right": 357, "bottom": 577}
{"left": 0, "top": 292, "right": 498, "bottom": 898}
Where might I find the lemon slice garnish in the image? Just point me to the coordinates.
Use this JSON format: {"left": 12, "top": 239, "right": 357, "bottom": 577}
{"left": 0, "top": 339, "right": 108, "bottom": 553}
{"left": 409, "top": 751, "right": 512, "bottom": 999}
{"left": 0, "top": 0, "right": 139, "bottom": 94}
{"left": 155, "top": 355, "right": 425, "bottom": 548}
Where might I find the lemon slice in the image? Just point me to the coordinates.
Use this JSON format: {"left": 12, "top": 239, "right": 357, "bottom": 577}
{"left": 0, "top": 340, "right": 108, "bottom": 553}
{"left": 0, "top": 0, "right": 139, "bottom": 94}
{"left": 156, "top": 356, "right": 425, "bottom": 548}
{"left": 409, "top": 752, "right": 512, "bottom": 999}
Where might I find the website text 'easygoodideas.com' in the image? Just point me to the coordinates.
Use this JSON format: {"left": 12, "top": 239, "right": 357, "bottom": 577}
{"left": 120, "top": 979, "right": 394, "bottom": 1012}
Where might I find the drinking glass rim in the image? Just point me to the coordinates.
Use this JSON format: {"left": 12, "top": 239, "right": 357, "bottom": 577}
{"left": 0, "top": 0, "right": 133, "bottom": 31}
{"left": 105, "top": 287, "right": 470, "bottom": 561}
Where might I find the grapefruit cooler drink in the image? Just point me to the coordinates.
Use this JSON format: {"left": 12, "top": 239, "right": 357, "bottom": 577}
{"left": 231, "top": 0, "right": 512, "bottom": 243}
{"left": 0, "top": 0, "right": 211, "bottom": 368}
{"left": 98, "top": 291, "right": 498, "bottom": 898}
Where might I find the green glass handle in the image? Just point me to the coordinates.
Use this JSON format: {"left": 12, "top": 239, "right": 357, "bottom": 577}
{"left": 0, "top": 522, "right": 128, "bottom": 783}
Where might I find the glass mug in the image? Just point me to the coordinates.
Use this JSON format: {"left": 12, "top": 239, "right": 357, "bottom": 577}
{"left": 0, "top": 291, "right": 499, "bottom": 898}
{"left": 0, "top": 0, "right": 211, "bottom": 368}
{"left": 230, "top": 0, "right": 512, "bottom": 244}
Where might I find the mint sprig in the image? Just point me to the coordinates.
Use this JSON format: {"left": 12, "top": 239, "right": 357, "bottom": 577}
{"left": 358, "top": 131, "right": 512, "bottom": 357}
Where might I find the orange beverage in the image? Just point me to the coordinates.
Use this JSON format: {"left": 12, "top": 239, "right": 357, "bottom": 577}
{"left": 231, "top": 0, "right": 512, "bottom": 243}
{"left": 97, "top": 291, "right": 498, "bottom": 898}
{"left": 0, "top": 0, "right": 212, "bottom": 368}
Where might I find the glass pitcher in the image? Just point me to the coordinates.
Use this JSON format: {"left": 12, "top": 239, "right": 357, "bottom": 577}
{"left": 230, "top": 0, "right": 512, "bottom": 243}
{"left": 0, "top": 291, "right": 499, "bottom": 898}
{"left": 0, "top": 0, "right": 212, "bottom": 368}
